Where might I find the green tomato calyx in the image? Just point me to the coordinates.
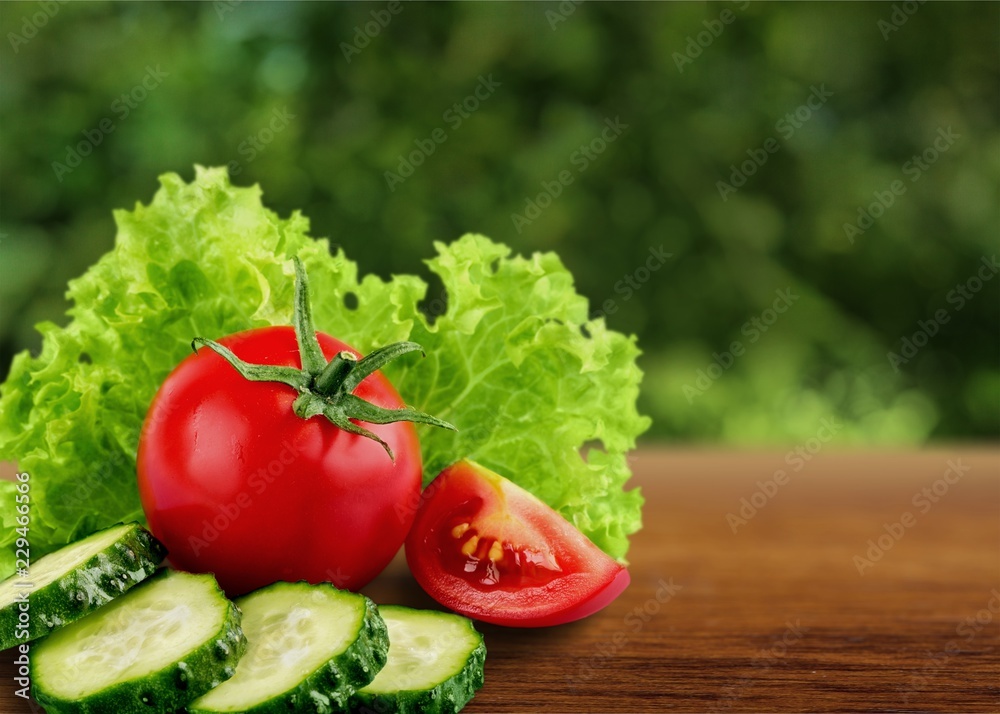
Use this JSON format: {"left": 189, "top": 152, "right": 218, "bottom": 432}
{"left": 191, "top": 257, "right": 456, "bottom": 460}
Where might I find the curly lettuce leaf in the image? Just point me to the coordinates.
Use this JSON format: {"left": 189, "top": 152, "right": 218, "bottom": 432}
{"left": 380, "top": 236, "right": 648, "bottom": 558}
{"left": 0, "top": 167, "right": 648, "bottom": 578}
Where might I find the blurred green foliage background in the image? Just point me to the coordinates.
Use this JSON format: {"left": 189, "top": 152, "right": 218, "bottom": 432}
{"left": 0, "top": 1, "right": 997, "bottom": 444}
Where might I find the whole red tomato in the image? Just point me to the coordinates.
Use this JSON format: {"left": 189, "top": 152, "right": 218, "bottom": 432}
{"left": 137, "top": 259, "right": 452, "bottom": 596}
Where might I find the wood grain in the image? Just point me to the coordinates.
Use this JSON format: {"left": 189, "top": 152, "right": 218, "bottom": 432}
{"left": 3, "top": 448, "right": 998, "bottom": 712}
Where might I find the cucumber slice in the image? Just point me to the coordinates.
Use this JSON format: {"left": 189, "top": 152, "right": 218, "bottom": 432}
{"left": 0, "top": 522, "right": 165, "bottom": 651}
{"left": 189, "top": 581, "right": 389, "bottom": 714}
{"left": 31, "top": 569, "right": 246, "bottom": 714}
{"left": 351, "top": 606, "right": 486, "bottom": 714}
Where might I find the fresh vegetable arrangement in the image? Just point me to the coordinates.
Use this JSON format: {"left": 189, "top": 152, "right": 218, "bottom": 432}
{"left": 0, "top": 166, "right": 649, "bottom": 712}
{"left": 138, "top": 258, "right": 454, "bottom": 595}
{"left": 2, "top": 526, "right": 486, "bottom": 713}
{"left": 0, "top": 167, "right": 647, "bottom": 576}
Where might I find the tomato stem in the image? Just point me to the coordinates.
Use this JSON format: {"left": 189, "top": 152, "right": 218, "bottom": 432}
{"left": 314, "top": 351, "right": 358, "bottom": 396}
{"left": 192, "top": 256, "right": 457, "bottom": 462}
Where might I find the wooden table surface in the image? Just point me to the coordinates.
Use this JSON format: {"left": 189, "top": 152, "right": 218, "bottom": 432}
{"left": 3, "top": 448, "right": 999, "bottom": 712}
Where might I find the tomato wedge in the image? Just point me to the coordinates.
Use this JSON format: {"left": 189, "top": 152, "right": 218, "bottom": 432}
{"left": 404, "top": 460, "right": 630, "bottom": 627}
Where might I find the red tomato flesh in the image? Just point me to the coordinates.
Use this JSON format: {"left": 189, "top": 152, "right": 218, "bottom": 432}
{"left": 405, "top": 460, "right": 630, "bottom": 627}
{"left": 138, "top": 327, "right": 422, "bottom": 596}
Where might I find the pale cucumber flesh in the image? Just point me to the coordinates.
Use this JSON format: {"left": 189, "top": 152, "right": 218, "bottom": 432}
{"left": 33, "top": 570, "right": 231, "bottom": 700}
{"left": 361, "top": 606, "right": 482, "bottom": 693}
{"left": 192, "top": 582, "right": 370, "bottom": 711}
{"left": 0, "top": 524, "right": 133, "bottom": 609}
{"left": 0, "top": 522, "right": 166, "bottom": 652}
